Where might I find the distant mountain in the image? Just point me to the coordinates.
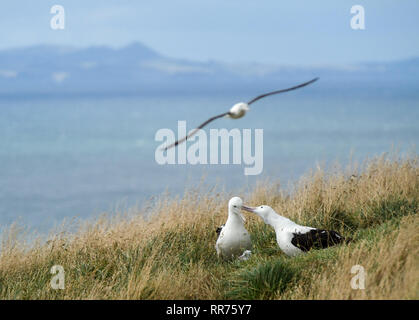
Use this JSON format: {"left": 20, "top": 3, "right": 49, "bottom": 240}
{"left": 0, "top": 42, "right": 418, "bottom": 97}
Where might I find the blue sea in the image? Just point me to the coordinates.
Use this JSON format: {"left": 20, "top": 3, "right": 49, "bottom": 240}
{"left": 0, "top": 93, "right": 418, "bottom": 234}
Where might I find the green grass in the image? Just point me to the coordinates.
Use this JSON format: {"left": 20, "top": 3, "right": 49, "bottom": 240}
{"left": 224, "top": 259, "right": 298, "bottom": 299}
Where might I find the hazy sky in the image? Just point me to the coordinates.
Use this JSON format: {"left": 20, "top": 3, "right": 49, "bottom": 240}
{"left": 1, "top": 1, "right": 418, "bottom": 65}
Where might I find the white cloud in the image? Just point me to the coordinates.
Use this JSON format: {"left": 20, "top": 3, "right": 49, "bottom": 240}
{"left": 224, "top": 63, "right": 280, "bottom": 76}
{"left": 52, "top": 72, "right": 69, "bottom": 83}
{"left": 80, "top": 61, "right": 97, "bottom": 69}
{"left": 0, "top": 70, "right": 18, "bottom": 78}
{"left": 141, "top": 60, "right": 212, "bottom": 75}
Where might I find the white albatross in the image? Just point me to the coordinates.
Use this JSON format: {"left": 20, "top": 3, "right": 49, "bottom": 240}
{"left": 215, "top": 197, "right": 252, "bottom": 260}
{"left": 242, "top": 205, "right": 350, "bottom": 257}
{"left": 164, "top": 77, "right": 319, "bottom": 150}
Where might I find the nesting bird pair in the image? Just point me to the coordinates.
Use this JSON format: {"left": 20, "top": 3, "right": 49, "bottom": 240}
{"left": 215, "top": 197, "right": 350, "bottom": 260}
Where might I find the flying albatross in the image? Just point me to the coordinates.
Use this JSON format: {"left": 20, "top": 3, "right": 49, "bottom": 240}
{"left": 164, "top": 77, "right": 319, "bottom": 150}
{"left": 215, "top": 197, "right": 252, "bottom": 260}
{"left": 242, "top": 204, "right": 350, "bottom": 257}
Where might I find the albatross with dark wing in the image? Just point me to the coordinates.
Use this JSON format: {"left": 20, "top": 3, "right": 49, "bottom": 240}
{"left": 163, "top": 77, "right": 319, "bottom": 150}
{"left": 242, "top": 204, "right": 350, "bottom": 257}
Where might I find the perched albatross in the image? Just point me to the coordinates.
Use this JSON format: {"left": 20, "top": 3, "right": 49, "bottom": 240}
{"left": 242, "top": 205, "right": 350, "bottom": 257}
{"left": 164, "top": 77, "right": 319, "bottom": 150}
{"left": 215, "top": 197, "right": 252, "bottom": 260}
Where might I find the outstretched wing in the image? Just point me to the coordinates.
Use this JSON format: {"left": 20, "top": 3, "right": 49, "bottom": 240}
{"left": 247, "top": 77, "right": 319, "bottom": 105}
{"left": 291, "top": 229, "right": 344, "bottom": 252}
{"left": 163, "top": 112, "right": 229, "bottom": 150}
{"left": 163, "top": 77, "right": 318, "bottom": 150}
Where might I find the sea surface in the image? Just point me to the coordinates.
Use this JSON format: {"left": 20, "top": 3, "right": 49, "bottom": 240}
{"left": 0, "top": 92, "right": 418, "bottom": 234}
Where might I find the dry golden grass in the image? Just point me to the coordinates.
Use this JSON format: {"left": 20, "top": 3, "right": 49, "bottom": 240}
{"left": 311, "top": 215, "right": 418, "bottom": 299}
{"left": 0, "top": 152, "right": 417, "bottom": 299}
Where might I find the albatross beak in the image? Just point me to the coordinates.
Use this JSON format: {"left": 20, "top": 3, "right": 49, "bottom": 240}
{"left": 241, "top": 205, "right": 256, "bottom": 213}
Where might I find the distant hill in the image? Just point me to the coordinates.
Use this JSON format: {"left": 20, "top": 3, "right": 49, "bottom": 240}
{"left": 0, "top": 42, "right": 418, "bottom": 97}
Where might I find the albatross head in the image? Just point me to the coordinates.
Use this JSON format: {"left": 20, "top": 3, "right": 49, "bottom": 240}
{"left": 228, "top": 102, "right": 249, "bottom": 119}
{"left": 241, "top": 205, "right": 274, "bottom": 223}
{"left": 228, "top": 196, "right": 246, "bottom": 222}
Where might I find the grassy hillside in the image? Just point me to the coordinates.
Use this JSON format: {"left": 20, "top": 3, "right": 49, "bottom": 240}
{"left": 0, "top": 153, "right": 418, "bottom": 299}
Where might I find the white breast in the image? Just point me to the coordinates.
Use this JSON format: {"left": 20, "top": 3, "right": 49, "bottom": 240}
{"left": 276, "top": 225, "right": 314, "bottom": 257}
{"left": 216, "top": 224, "right": 252, "bottom": 260}
{"left": 277, "top": 231, "right": 303, "bottom": 257}
{"left": 228, "top": 102, "right": 249, "bottom": 119}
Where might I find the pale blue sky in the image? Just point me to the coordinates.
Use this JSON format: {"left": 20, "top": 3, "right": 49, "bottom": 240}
{"left": 1, "top": 1, "right": 418, "bottom": 65}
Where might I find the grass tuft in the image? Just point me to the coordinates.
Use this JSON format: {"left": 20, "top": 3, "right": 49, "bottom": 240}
{"left": 225, "top": 259, "right": 298, "bottom": 299}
